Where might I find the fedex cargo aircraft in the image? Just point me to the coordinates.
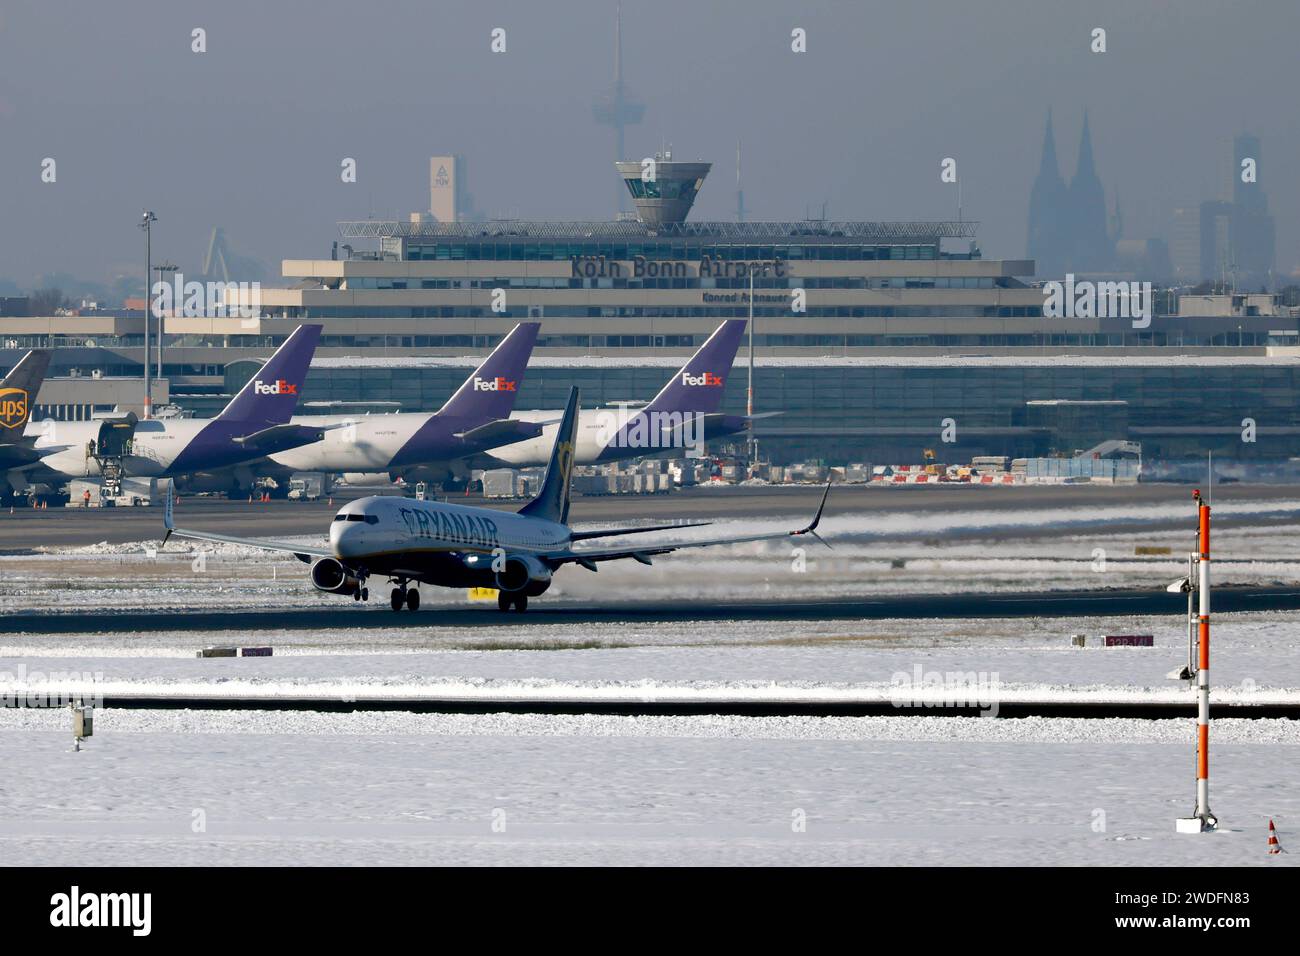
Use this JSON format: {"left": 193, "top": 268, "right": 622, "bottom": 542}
{"left": 262, "top": 322, "right": 544, "bottom": 486}
{"left": 481, "top": 319, "right": 767, "bottom": 468}
{"left": 29, "top": 324, "right": 326, "bottom": 491}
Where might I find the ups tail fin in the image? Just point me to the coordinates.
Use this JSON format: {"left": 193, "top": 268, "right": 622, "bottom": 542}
{"left": 518, "top": 386, "right": 579, "bottom": 526}
{"left": 437, "top": 322, "right": 540, "bottom": 421}
{"left": 216, "top": 324, "right": 322, "bottom": 424}
{"left": 0, "top": 349, "right": 52, "bottom": 432}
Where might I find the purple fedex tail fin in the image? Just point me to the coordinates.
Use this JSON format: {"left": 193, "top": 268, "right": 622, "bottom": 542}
{"left": 642, "top": 319, "right": 745, "bottom": 415}
{"left": 437, "top": 322, "right": 541, "bottom": 422}
{"left": 216, "top": 324, "right": 322, "bottom": 424}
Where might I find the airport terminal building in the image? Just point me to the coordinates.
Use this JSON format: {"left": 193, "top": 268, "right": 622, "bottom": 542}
{"left": 3, "top": 156, "right": 1300, "bottom": 465}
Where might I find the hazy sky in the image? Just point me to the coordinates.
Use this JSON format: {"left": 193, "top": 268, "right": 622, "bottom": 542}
{"left": 1, "top": 0, "right": 1296, "bottom": 290}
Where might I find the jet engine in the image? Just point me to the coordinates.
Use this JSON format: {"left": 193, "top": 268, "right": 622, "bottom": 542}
{"left": 310, "top": 557, "right": 361, "bottom": 596}
{"left": 494, "top": 553, "right": 553, "bottom": 596}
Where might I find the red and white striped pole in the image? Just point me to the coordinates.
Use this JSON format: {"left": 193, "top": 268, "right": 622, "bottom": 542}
{"left": 1178, "top": 488, "right": 1217, "bottom": 832}
{"left": 1194, "top": 493, "right": 1214, "bottom": 823}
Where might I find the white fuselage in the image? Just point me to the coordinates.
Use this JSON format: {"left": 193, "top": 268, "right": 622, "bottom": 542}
{"left": 331, "top": 494, "right": 569, "bottom": 561}
{"left": 484, "top": 408, "right": 635, "bottom": 467}
{"left": 26, "top": 418, "right": 210, "bottom": 479}
{"left": 270, "top": 408, "right": 637, "bottom": 475}
{"left": 24, "top": 420, "right": 104, "bottom": 478}
{"left": 270, "top": 414, "right": 427, "bottom": 473}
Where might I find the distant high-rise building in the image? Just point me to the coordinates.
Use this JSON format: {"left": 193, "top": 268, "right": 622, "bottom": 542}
{"left": 429, "top": 155, "right": 465, "bottom": 223}
{"left": 1200, "top": 199, "right": 1235, "bottom": 287}
{"left": 1169, "top": 201, "right": 1203, "bottom": 282}
{"left": 1230, "top": 133, "right": 1275, "bottom": 289}
{"left": 1165, "top": 134, "right": 1275, "bottom": 290}
{"left": 1026, "top": 110, "right": 1116, "bottom": 279}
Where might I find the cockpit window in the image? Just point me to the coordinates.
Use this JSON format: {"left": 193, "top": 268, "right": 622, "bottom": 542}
{"left": 364, "top": 514, "right": 379, "bottom": 525}
{"left": 334, "top": 513, "right": 379, "bottom": 524}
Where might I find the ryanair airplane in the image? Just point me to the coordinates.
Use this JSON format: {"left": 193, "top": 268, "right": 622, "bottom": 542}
{"left": 163, "top": 386, "right": 830, "bottom": 612}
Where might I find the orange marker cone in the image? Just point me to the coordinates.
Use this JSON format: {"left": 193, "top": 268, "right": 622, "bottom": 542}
{"left": 1268, "top": 819, "right": 1283, "bottom": 854}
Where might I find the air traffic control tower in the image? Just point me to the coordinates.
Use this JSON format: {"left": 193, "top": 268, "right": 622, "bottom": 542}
{"left": 615, "top": 151, "right": 711, "bottom": 226}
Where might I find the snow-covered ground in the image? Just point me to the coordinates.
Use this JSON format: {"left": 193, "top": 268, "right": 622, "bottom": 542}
{"left": 3, "top": 500, "right": 1299, "bottom": 865}
{"left": 3, "top": 607, "right": 1298, "bottom": 865}
{"left": 1, "top": 709, "right": 1296, "bottom": 865}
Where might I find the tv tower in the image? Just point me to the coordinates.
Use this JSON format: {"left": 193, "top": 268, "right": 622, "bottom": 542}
{"left": 592, "top": 2, "right": 645, "bottom": 215}
{"left": 736, "top": 141, "right": 746, "bottom": 222}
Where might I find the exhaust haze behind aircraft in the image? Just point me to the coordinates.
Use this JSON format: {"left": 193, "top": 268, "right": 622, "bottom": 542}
{"left": 163, "top": 385, "right": 830, "bottom": 613}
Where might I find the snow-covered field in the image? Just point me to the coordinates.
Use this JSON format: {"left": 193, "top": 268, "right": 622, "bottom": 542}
{"left": 2, "top": 500, "right": 1299, "bottom": 865}
{"left": 3, "top": 607, "right": 1298, "bottom": 865}
{"left": 2, "top": 709, "right": 1297, "bottom": 865}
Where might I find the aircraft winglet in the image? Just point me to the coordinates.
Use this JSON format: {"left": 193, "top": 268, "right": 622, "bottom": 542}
{"left": 790, "top": 481, "right": 833, "bottom": 549}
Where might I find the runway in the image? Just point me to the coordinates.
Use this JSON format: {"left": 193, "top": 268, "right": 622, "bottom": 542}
{"left": 68, "top": 694, "right": 1300, "bottom": 719}
{"left": 6, "top": 585, "right": 1300, "bottom": 634}
{"left": 5, "top": 481, "right": 1300, "bottom": 549}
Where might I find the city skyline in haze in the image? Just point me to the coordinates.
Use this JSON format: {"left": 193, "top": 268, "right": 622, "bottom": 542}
{"left": 1, "top": 0, "right": 1296, "bottom": 294}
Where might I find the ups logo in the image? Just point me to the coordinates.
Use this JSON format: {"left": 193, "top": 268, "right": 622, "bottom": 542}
{"left": 0, "top": 387, "right": 28, "bottom": 429}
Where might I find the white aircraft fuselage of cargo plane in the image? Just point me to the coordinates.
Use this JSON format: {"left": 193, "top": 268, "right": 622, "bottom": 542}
{"left": 163, "top": 386, "right": 830, "bottom": 613}
{"left": 257, "top": 322, "right": 544, "bottom": 485}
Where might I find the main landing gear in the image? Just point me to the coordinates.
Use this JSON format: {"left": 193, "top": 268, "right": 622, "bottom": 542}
{"left": 390, "top": 582, "right": 420, "bottom": 612}
{"left": 497, "top": 592, "right": 527, "bottom": 613}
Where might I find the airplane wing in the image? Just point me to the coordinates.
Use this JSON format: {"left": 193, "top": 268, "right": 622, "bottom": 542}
{"left": 232, "top": 422, "right": 343, "bottom": 449}
{"left": 161, "top": 482, "right": 329, "bottom": 562}
{"left": 453, "top": 418, "right": 547, "bottom": 447}
{"left": 544, "top": 483, "right": 831, "bottom": 569}
{"left": 0, "top": 443, "right": 62, "bottom": 469}
{"left": 569, "top": 521, "right": 712, "bottom": 542}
